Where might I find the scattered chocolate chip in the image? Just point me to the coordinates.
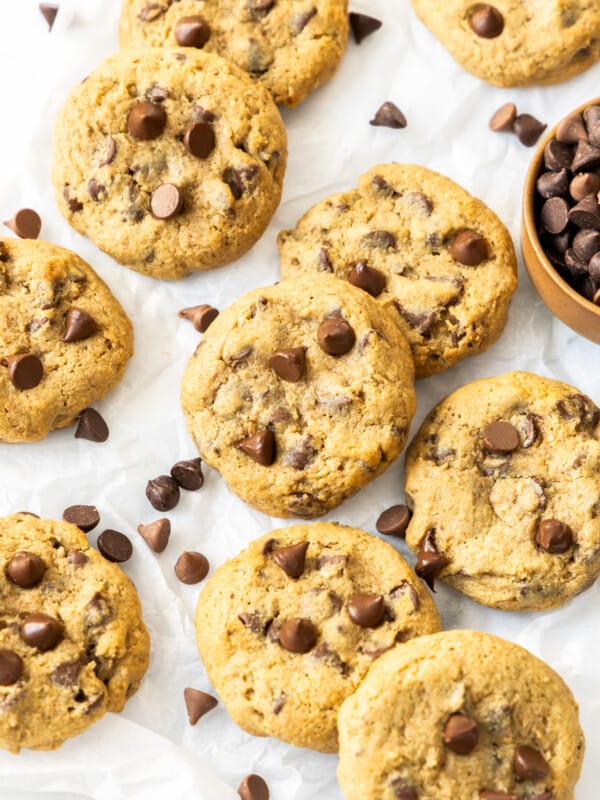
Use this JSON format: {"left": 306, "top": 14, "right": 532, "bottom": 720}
{"left": 127, "top": 102, "right": 166, "bottom": 140}
{"left": 175, "top": 551, "right": 209, "bottom": 584}
{"left": 238, "top": 774, "right": 270, "bottom": 800}
{"left": 468, "top": 4, "right": 504, "bottom": 37}
{"left": 68, "top": 550, "right": 89, "bottom": 567}
{"left": 540, "top": 196, "right": 570, "bottom": 234}
{"left": 513, "top": 745, "right": 550, "bottom": 781}
{"left": 239, "top": 428, "right": 275, "bottom": 466}
{"left": 415, "top": 530, "right": 449, "bottom": 591}
{"left": 179, "top": 304, "right": 219, "bottom": 332}
{"left": 20, "top": 613, "right": 62, "bottom": 651}
{"left": 318, "top": 316, "right": 355, "bottom": 355}
{"left": 137, "top": 518, "right": 171, "bottom": 553}
{"left": 171, "top": 458, "right": 204, "bottom": 491}
{"left": 376, "top": 504, "right": 412, "bottom": 537}
{"left": 184, "top": 122, "right": 216, "bottom": 159}
{"left": 278, "top": 618, "right": 318, "bottom": 653}
{"left": 556, "top": 112, "right": 588, "bottom": 144}
{"left": 75, "top": 408, "right": 109, "bottom": 442}
{"left": 63, "top": 308, "right": 98, "bottom": 343}
{"left": 514, "top": 114, "right": 547, "bottom": 147}
{"left": 5, "top": 552, "right": 45, "bottom": 588}
{"left": 450, "top": 229, "right": 489, "bottom": 265}
{"left": 146, "top": 475, "right": 180, "bottom": 511}
{"left": 63, "top": 505, "right": 100, "bottom": 533}
{"left": 571, "top": 140, "right": 600, "bottom": 172}
{"left": 51, "top": 660, "right": 81, "bottom": 686}
{"left": 370, "top": 102, "right": 407, "bottom": 129}
{"left": 184, "top": 687, "right": 217, "bottom": 724}
{"left": 569, "top": 195, "right": 600, "bottom": 229}
{"left": 4, "top": 208, "right": 42, "bottom": 239}
{"left": 39, "top": 3, "right": 59, "bottom": 29}
{"left": 570, "top": 172, "right": 600, "bottom": 202}
{"left": 349, "top": 11, "right": 382, "bottom": 43}
{"left": 0, "top": 650, "right": 24, "bottom": 685}
{"left": 269, "top": 347, "right": 306, "bottom": 382}
{"left": 443, "top": 713, "right": 479, "bottom": 755}
{"left": 97, "top": 530, "right": 133, "bottom": 563}
{"left": 489, "top": 103, "right": 516, "bottom": 132}
{"left": 536, "top": 519, "right": 573, "bottom": 553}
{"left": 536, "top": 169, "right": 569, "bottom": 199}
{"left": 151, "top": 184, "right": 183, "bottom": 219}
{"left": 482, "top": 421, "right": 520, "bottom": 453}
{"left": 347, "top": 593, "right": 385, "bottom": 628}
{"left": 348, "top": 261, "right": 386, "bottom": 296}
{"left": 272, "top": 541, "right": 309, "bottom": 578}
{"left": 2, "top": 353, "right": 43, "bottom": 390}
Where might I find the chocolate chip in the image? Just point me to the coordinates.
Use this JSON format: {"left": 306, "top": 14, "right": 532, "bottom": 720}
{"left": 20, "top": 613, "right": 62, "bottom": 651}
{"left": 39, "top": 3, "right": 59, "bottom": 29}
{"left": 179, "top": 304, "right": 220, "bottom": 332}
{"left": 318, "top": 316, "right": 355, "bottom": 355}
{"left": 392, "top": 787, "right": 418, "bottom": 800}
{"left": 6, "top": 552, "right": 45, "bottom": 588}
{"left": 68, "top": 550, "right": 88, "bottom": 567}
{"left": 2, "top": 353, "right": 43, "bottom": 391}
{"left": 75, "top": 408, "right": 109, "bottom": 442}
{"left": 570, "top": 172, "right": 600, "bottom": 202}
{"left": 415, "top": 530, "right": 449, "bottom": 591}
{"left": 184, "top": 122, "right": 215, "bottom": 159}
{"left": 137, "top": 518, "right": 171, "bottom": 553}
{"left": 584, "top": 105, "right": 600, "bottom": 128}
{"left": 127, "top": 102, "right": 166, "bottom": 140}
{"left": 247, "top": 0, "right": 275, "bottom": 13}
{"left": 556, "top": 112, "right": 588, "bottom": 144}
{"left": 376, "top": 504, "right": 412, "bottom": 537}
{"left": 479, "top": 794, "right": 518, "bottom": 800}
{"left": 145, "top": 85, "right": 169, "bottom": 103}
{"left": 87, "top": 179, "right": 105, "bottom": 202}
{"left": 362, "top": 229, "right": 397, "bottom": 249}
{"left": 573, "top": 229, "right": 600, "bottom": 262}
{"left": 223, "top": 166, "right": 244, "bottom": 199}
{"left": 540, "top": 196, "right": 570, "bottom": 234}
{"left": 238, "top": 775, "right": 270, "bottom": 800}
{"left": 347, "top": 593, "right": 385, "bottom": 628}
{"left": 184, "top": 687, "right": 217, "bottom": 724}
{"left": 482, "top": 421, "right": 520, "bottom": 453}
{"left": 175, "top": 15, "right": 211, "bottom": 47}
{"left": 97, "top": 530, "right": 133, "bottom": 563}
{"left": 4, "top": 208, "right": 42, "bottom": 239}
{"left": 513, "top": 745, "right": 550, "bottom": 781}
{"left": 571, "top": 140, "right": 600, "bottom": 172}
{"left": 536, "top": 169, "right": 569, "bottom": 199}
{"left": 443, "top": 713, "right": 479, "bottom": 755}
{"left": 569, "top": 195, "right": 600, "bottom": 229}
{"left": 468, "top": 4, "right": 504, "bottom": 37}
{"left": 370, "top": 102, "right": 407, "bottom": 129}
{"left": 239, "top": 428, "right": 275, "bottom": 466}
{"left": 63, "top": 186, "right": 83, "bottom": 213}
{"left": 100, "top": 137, "right": 117, "bottom": 166}
{"left": 63, "top": 308, "right": 98, "bottom": 343}
{"left": 591, "top": 251, "right": 600, "bottom": 280}
{"left": 544, "top": 140, "right": 573, "bottom": 171}
{"left": 62, "top": 505, "right": 100, "bottom": 533}
{"left": 278, "top": 618, "right": 318, "bottom": 653}
{"left": 349, "top": 12, "right": 382, "bottom": 43}
{"left": 348, "top": 261, "right": 386, "bottom": 296}
{"left": 489, "top": 103, "right": 516, "bottom": 132}
{"left": 272, "top": 541, "right": 309, "bottom": 578}
{"left": 51, "top": 660, "right": 81, "bottom": 686}
{"left": 175, "top": 551, "right": 209, "bottom": 584}
{"left": 146, "top": 475, "right": 180, "bottom": 511}
{"left": 292, "top": 7, "right": 317, "bottom": 33}
{"left": 171, "top": 458, "right": 204, "bottom": 491}
{"left": 536, "top": 519, "right": 573, "bottom": 553}
{"left": 450, "top": 229, "right": 489, "bottom": 265}
{"left": 0, "top": 650, "right": 24, "bottom": 685}
{"left": 151, "top": 184, "right": 183, "bottom": 219}
{"left": 514, "top": 114, "right": 547, "bottom": 147}
{"left": 269, "top": 347, "right": 306, "bottom": 382}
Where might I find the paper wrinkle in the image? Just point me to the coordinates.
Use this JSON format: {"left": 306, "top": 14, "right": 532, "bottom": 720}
{"left": 0, "top": 0, "right": 599, "bottom": 797}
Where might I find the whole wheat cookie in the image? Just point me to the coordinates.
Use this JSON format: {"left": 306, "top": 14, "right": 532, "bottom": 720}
{"left": 119, "top": 0, "right": 349, "bottom": 108}
{"left": 0, "top": 514, "right": 150, "bottom": 753}
{"left": 195, "top": 523, "right": 441, "bottom": 752}
{"left": 278, "top": 164, "right": 517, "bottom": 378}
{"left": 52, "top": 48, "right": 287, "bottom": 279}
{"left": 181, "top": 273, "right": 416, "bottom": 518}
{"left": 405, "top": 371, "right": 600, "bottom": 610}
{"left": 338, "top": 630, "right": 584, "bottom": 800}
{"left": 411, "top": 1, "right": 600, "bottom": 87}
{"left": 0, "top": 239, "right": 132, "bottom": 443}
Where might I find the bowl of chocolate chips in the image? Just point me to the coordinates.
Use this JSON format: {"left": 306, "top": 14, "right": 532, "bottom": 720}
{"left": 522, "top": 98, "right": 600, "bottom": 344}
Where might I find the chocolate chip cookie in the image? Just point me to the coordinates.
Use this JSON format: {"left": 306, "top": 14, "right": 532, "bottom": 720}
{"left": 119, "top": 0, "right": 349, "bottom": 108}
{"left": 195, "top": 522, "right": 441, "bottom": 752}
{"left": 0, "top": 514, "right": 150, "bottom": 753}
{"left": 278, "top": 164, "right": 517, "bottom": 378}
{"left": 0, "top": 239, "right": 132, "bottom": 443}
{"left": 412, "top": 1, "right": 600, "bottom": 87}
{"left": 52, "top": 48, "right": 287, "bottom": 279}
{"left": 405, "top": 371, "right": 600, "bottom": 610}
{"left": 338, "top": 629, "right": 584, "bottom": 800}
{"left": 181, "top": 273, "right": 416, "bottom": 518}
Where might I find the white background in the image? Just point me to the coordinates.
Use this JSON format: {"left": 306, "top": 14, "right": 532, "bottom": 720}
{"left": 0, "top": 0, "right": 599, "bottom": 798}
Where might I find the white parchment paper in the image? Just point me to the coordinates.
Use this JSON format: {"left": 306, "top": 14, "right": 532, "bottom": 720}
{"left": 0, "top": 1, "right": 599, "bottom": 797}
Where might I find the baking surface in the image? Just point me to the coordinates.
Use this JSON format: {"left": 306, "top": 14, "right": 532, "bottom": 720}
{"left": 0, "top": 0, "right": 599, "bottom": 797}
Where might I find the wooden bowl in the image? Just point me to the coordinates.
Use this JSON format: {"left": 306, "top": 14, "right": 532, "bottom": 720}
{"left": 522, "top": 96, "right": 600, "bottom": 345}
